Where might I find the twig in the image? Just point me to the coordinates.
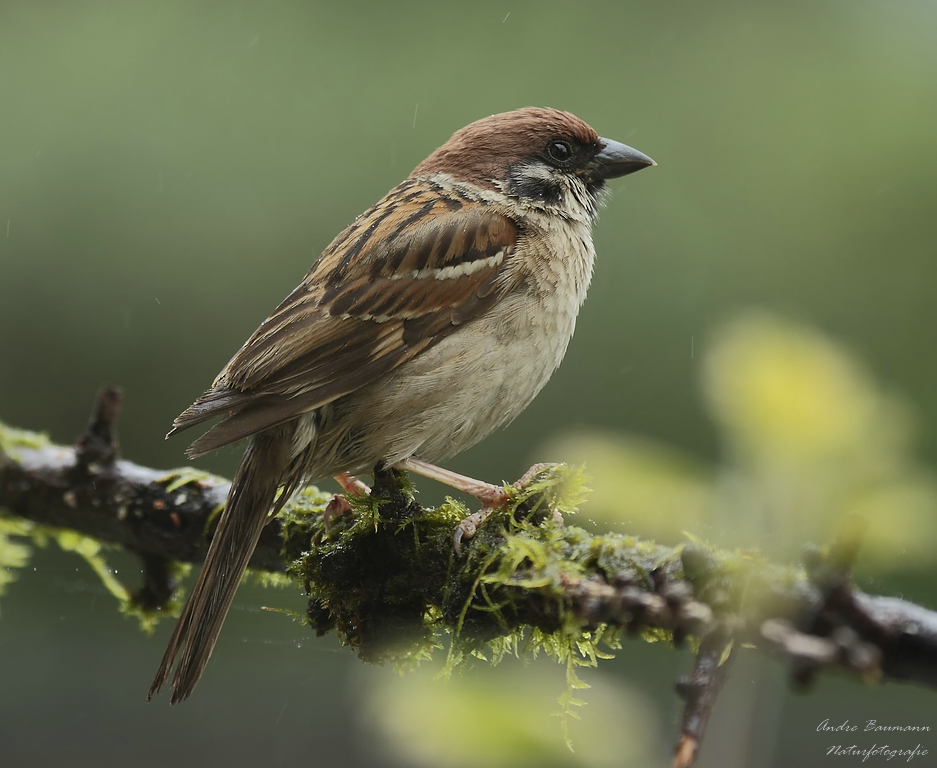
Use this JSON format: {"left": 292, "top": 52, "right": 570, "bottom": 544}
{"left": 673, "top": 626, "right": 735, "bottom": 768}
{"left": 75, "top": 386, "right": 123, "bottom": 469}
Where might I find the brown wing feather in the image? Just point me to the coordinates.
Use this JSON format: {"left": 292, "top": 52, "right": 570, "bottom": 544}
{"left": 171, "top": 181, "right": 519, "bottom": 456}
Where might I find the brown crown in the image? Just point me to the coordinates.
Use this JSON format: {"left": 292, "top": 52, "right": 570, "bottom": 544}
{"left": 411, "top": 107, "right": 600, "bottom": 190}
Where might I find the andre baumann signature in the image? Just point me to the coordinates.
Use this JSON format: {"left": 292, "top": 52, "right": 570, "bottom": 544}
{"left": 818, "top": 720, "right": 930, "bottom": 762}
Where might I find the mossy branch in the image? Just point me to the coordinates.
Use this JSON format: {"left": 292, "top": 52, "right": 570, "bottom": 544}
{"left": 2, "top": 389, "right": 936, "bottom": 767}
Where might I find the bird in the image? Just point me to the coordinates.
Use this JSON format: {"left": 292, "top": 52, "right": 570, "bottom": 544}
{"left": 147, "top": 107, "right": 655, "bottom": 704}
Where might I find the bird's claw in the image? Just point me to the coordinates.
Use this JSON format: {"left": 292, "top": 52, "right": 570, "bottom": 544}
{"left": 513, "top": 462, "right": 552, "bottom": 489}
{"left": 451, "top": 464, "right": 563, "bottom": 555}
{"left": 323, "top": 494, "right": 353, "bottom": 531}
{"left": 453, "top": 508, "right": 490, "bottom": 556}
{"left": 452, "top": 483, "right": 514, "bottom": 555}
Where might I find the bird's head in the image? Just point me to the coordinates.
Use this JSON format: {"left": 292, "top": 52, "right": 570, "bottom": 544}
{"left": 411, "top": 107, "right": 655, "bottom": 220}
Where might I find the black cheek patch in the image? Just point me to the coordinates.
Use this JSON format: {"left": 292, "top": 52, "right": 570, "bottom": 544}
{"left": 505, "top": 164, "right": 564, "bottom": 207}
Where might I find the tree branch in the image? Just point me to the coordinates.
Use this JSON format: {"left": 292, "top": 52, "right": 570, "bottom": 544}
{"left": 2, "top": 389, "right": 936, "bottom": 767}
{"left": 0, "top": 390, "right": 284, "bottom": 573}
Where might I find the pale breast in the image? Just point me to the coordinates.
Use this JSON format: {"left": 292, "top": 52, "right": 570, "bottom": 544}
{"left": 301, "top": 213, "right": 596, "bottom": 476}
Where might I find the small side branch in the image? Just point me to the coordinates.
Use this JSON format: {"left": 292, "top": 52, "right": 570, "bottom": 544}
{"left": 75, "top": 385, "right": 123, "bottom": 469}
{"left": 673, "top": 628, "right": 735, "bottom": 768}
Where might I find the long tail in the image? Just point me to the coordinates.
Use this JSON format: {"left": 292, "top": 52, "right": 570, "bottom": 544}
{"left": 148, "top": 427, "right": 294, "bottom": 704}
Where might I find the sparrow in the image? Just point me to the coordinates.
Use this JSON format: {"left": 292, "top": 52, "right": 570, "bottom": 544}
{"left": 148, "top": 107, "right": 654, "bottom": 704}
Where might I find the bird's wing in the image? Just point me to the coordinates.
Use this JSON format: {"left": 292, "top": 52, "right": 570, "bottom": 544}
{"left": 171, "top": 180, "right": 520, "bottom": 456}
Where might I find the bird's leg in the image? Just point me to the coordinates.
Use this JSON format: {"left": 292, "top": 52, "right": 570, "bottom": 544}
{"left": 324, "top": 473, "right": 372, "bottom": 529}
{"left": 334, "top": 472, "right": 371, "bottom": 496}
{"left": 398, "top": 458, "right": 553, "bottom": 554}
{"left": 398, "top": 458, "right": 508, "bottom": 506}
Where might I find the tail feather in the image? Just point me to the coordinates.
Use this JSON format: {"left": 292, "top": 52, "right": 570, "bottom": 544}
{"left": 166, "top": 386, "right": 248, "bottom": 439}
{"left": 148, "top": 427, "right": 294, "bottom": 704}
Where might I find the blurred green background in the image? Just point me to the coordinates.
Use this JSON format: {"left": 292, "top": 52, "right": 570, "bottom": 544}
{"left": 2, "top": 1, "right": 936, "bottom": 766}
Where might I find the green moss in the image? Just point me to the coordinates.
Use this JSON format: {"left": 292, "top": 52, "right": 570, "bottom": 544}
{"left": 275, "top": 463, "right": 825, "bottom": 740}
{"left": 0, "top": 518, "right": 34, "bottom": 602}
{"left": 54, "top": 530, "right": 130, "bottom": 602}
{"left": 0, "top": 422, "right": 52, "bottom": 461}
{"left": 283, "top": 464, "right": 640, "bottom": 735}
{"left": 2, "top": 439, "right": 814, "bottom": 726}
{"left": 288, "top": 471, "right": 465, "bottom": 666}
{"left": 157, "top": 467, "right": 225, "bottom": 493}
{"left": 124, "top": 560, "right": 192, "bottom": 632}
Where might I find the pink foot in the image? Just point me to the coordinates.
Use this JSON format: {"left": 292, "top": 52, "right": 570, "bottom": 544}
{"left": 334, "top": 472, "right": 370, "bottom": 496}
{"left": 323, "top": 494, "right": 353, "bottom": 530}
{"left": 397, "top": 458, "right": 557, "bottom": 554}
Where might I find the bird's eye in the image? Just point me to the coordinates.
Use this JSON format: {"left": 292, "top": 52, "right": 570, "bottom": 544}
{"left": 546, "top": 140, "right": 573, "bottom": 164}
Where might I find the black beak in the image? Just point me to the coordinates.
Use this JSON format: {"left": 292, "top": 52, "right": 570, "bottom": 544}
{"left": 583, "top": 138, "right": 656, "bottom": 182}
